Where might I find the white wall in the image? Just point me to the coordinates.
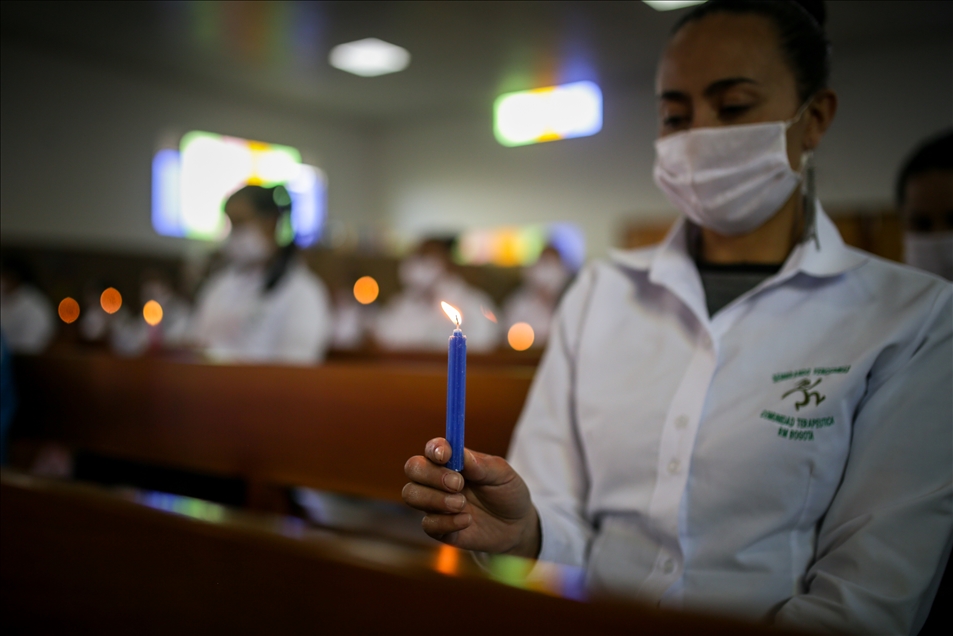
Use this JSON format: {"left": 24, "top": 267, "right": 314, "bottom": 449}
{"left": 3, "top": 33, "right": 951, "bottom": 261}
{"left": 379, "top": 34, "right": 953, "bottom": 258}
{"left": 0, "top": 42, "right": 378, "bottom": 256}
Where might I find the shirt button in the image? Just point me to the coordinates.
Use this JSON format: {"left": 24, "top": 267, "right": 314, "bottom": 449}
{"left": 667, "top": 459, "right": 680, "bottom": 474}
{"left": 675, "top": 415, "right": 689, "bottom": 429}
{"left": 662, "top": 559, "right": 675, "bottom": 574}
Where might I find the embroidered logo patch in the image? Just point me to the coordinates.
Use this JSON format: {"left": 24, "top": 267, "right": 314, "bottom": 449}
{"left": 762, "top": 365, "right": 851, "bottom": 441}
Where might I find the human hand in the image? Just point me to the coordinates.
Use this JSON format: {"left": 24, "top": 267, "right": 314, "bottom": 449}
{"left": 402, "top": 437, "right": 540, "bottom": 558}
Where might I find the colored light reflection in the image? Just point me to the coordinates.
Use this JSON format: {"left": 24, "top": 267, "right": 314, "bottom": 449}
{"left": 507, "top": 322, "right": 535, "bottom": 351}
{"left": 486, "top": 554, "right": 588, "bottom": 601}
{"left": 143, "top": 300, "right": 164, "bottom": 326}
{"left": 435, "top": 544, "right": 460, "bottom": 575}
{"left": 152, "top": 131, "right": 327, "bottom": 246}
{"left": 137, "top": 491, "right": 225, "bottom": 522}
{"left": 58, "top": 297, "right": 80, "bottom": 324}
{"left": 494, "top": 81, "right": 602, "bottom": 147}
{"left": 353, "top": 276, "right": 380, "bottom": 305}
{"left": 481, "top": 307, "right": 498, "bottom": 323}
{"left": 100, "top": 288, "right": 122, "bottom": 314}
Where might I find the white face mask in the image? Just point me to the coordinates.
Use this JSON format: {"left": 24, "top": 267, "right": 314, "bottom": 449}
{"left": 399, "top": 256, "right": 444, "bottom": 291}
{"left": 222, "top": 224, "right": 273, "bottom": 266}
{"left": 904, "top": 231, "right": 953, "bottom": 281}
{"left": 524, "top": 257, "right": 569, "bottom": 294}
{"left": 653, "top": 111, "right": 806, "bottom": 236}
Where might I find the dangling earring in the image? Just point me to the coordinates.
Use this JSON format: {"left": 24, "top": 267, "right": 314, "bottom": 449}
{"left": 801, "top": 150, "right": 819, "bottom": 248}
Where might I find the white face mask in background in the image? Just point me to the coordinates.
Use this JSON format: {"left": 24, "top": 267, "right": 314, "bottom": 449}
{"left": 399, "top": 256, "right": 444, "bottom": 291}
{"left": 524, "top": 257, "right": 569, "bottom": 295}
{"left": 653, "top": 109, "right": 807, "bottom": 236}
{"left": 904, "top": 231, "right": 953, "bottom": 281}
{"left": 222, "top": 224, "right": 273, "bottom": 266}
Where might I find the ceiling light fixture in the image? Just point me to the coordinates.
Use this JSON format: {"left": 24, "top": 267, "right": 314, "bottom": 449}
{"left": 642, "top": 1, "right": 707, "bottom": 11}
{"left": 328, "top": 38, "right": 411, "bottom": 77}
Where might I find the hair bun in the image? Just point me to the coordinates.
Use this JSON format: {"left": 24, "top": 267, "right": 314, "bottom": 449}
{"left": 791, "top": 0, "right": 826, "bottom": 28}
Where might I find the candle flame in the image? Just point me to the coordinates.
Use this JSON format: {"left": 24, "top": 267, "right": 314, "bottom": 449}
{"left": 441, "top": 301, "right": 462, "bottom": 327}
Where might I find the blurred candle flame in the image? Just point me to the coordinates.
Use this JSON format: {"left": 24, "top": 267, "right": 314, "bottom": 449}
{"left": 507, "top": 322, "right": 535, "bottom": 351}
{"left": 143, "top": 300, "right": 164, "bottom": 326}
{"left": 100, "top": 287, "right": 122, "bottom": 314}
{"left": 353, "top": 276, "right": 380, "bottom": 304}
{"left": 58, "top": 297, "right": 80, "bottom": 324}
{"left": 441, "top": 301, "right": 462, "bottom": 328}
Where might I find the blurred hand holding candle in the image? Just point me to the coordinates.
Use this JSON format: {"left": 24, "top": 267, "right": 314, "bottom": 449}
{"left": 442, "top": 301, "right": 466, "bottom": 472}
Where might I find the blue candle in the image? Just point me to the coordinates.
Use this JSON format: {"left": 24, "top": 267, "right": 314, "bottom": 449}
{"left": 442, "top": 302, "right": 467, "bottom": 472}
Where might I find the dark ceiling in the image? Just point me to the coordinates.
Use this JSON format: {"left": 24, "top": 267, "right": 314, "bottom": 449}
{"left": 2, "top": 1, "right": 951, "bottom": 124}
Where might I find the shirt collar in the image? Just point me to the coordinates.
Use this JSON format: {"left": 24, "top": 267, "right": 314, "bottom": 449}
{"left": 609, "top": 203, "right": 868, "bottom": 328}
{"left": 610, "top": 203, "right": 867, "bottom": 279}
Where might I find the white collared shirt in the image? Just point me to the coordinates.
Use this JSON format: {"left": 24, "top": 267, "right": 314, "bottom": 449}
{"left": 508, "top": 207, "right": 953, "bottom": 634}
{"left": 191, "top": 262, "right": 332, "bottom": 364}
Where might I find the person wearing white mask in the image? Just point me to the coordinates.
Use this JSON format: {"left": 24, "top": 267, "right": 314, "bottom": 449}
{"left": 190, "top": 185, "right": 332, "bottom": 364}
{"left": 896, "top": 131, "right": 953, "bottom": 281}
{"left": 503, "top": 246, "right": 571, "bottom": 348}
{"left": 402, "top": 2, "right": 952, "bottom": 634}
{"left": 0, "top": 258, "right": 56, "bottom": 354}
{"left": 373, "top": 238, "right": 501, "bottom": 352}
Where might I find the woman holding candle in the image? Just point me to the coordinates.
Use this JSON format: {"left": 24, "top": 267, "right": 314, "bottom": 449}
{"left": 402, "top": 1, "right": 952, "bottom": 633}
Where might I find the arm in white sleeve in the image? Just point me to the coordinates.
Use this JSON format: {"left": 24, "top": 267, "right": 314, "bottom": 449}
{"left": 775, "top": 288, "right": 953, "bottom": 634}
{"left": 507, "top": 267, "right": 597, "bottom": 567}
{"left": 273, "top": 274, "right": 332, "bottom": 364}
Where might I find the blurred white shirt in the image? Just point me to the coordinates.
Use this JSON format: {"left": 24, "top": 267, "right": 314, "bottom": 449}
{"left": 191, "top": 261, "right": 331, "bottom": 364}
{"left": 374, "top": 275, "right": 501, "bottom": 353}
{"left": 0, "top": 284, "right": 55, "bottom": 354}
{"left": 510, "top": 208, "right": 952, "bottom": 634}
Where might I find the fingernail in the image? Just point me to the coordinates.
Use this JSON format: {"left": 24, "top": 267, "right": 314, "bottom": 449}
{"left": 446, "top": 494, "right": 465, "bottom": 511}
{"left": 434, "top": 446, "right": 445, "bottom": 462}
{"left": 454, "top": 513, "right": 471, "bottom": 528}
{"left": 444, "top": 472, "right": 463, "bottom": 491}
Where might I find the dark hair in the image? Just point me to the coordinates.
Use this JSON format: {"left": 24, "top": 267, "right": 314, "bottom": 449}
{"left": 672, "top": 0, "right": 831, "bottom": 103}
{"left": 226, "top": 184, "right": 296, "bottom": 292}
{"left": 895, "top": 130, "right": 953, "bottom": 206}
{"left": 226, "top": 184, "right": 292, "bottom": 219}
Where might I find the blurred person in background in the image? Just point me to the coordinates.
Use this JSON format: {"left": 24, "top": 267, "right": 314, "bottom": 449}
{"left": 402, "top": 1, "right": 952, "bottom": 633}
{"left": 896, "top": 130, "right": 952, "bottom": 281}
{"left": 330, "top": 285, "right": 371, "bottom": 350}
{"left": 110, "top": 269, "right": 192, "bottom": 357}
{"left": 503, "top": 245, "right": 571, "bottom": 348}
{"left": 78, "top": 279, "right": 116, "bottom": 343}
{"left": 372, "top": 238, "right": 500, "bottom": 352}
{"left": 190, "top": 185, "right": 332, "bottom": 364}
{"left": 0, "top": 258, "right": 55, "bottom": 354}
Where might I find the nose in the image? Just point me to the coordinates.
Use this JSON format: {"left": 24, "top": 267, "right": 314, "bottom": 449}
{"left": 690, "top": 103, "right": 721, "bottom": 129}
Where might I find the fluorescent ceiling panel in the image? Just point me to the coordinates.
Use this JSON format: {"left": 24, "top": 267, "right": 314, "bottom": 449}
{"left": 329, "top": 38, "right": 411, "bottom": 77}
{"left": 642, "top": 1, "right": 707, "bottom": 11}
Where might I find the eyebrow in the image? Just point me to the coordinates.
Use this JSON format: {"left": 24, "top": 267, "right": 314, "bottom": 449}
{"left": 659, "top": 77, "right": 760, "bottom": 101}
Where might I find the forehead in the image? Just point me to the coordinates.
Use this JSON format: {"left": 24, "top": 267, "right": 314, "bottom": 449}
{"left": 657, "top": 13, "right": 790, "bottom": 92}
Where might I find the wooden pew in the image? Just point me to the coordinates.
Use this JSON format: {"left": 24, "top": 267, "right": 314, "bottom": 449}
{"left": 12, "top": 352, "right": 535, "bottom": 502}
{"left": 0, "top": 472, "right": 786, "bottom": 635}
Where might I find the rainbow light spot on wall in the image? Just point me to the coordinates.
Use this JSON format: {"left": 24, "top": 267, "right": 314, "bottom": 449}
{"left": 494, "top": 81, "right": 602, "bottom": 147}
{"left": 152, "top": 131, "right": 326, "bottom": 246}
